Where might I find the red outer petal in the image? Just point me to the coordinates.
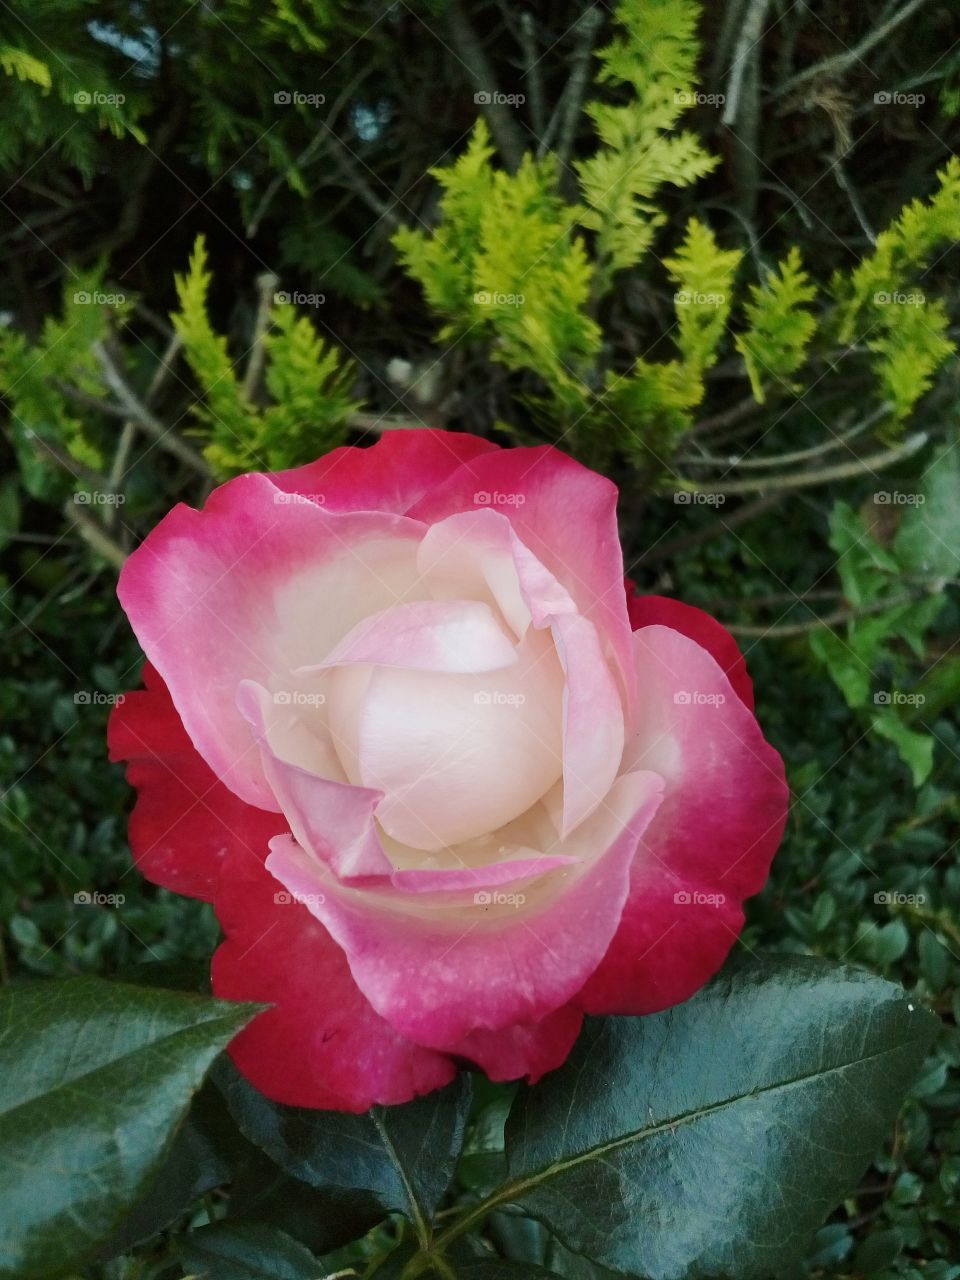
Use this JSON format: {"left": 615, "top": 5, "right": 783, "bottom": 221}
{"left": 577, "top": 625, "right": 787, "bottom": 1016}
{"left": 453, "top": 1004, "right": 584, "bottom": 1084}
{"left": 624, "top": 582, "right": 754, "bottom": 711}
{"left": 212, "top": 853, "right": 456, "bottom": 1111}
{"left": 269, "top": 427, "right": 499, "bottom": 514}
{"left": 108, "top": 664, "right": 283, "bottom": 901}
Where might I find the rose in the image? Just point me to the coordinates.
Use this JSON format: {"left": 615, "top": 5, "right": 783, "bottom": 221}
{"left": 109, "top": 429, "right": 787, "bottom": 1112}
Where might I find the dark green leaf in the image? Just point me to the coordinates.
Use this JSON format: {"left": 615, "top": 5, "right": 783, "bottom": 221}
{"left": 96, "top": 1108, "right": 229, "bottom": 1257}
{"left": 0, "top": 977, "right": 258, "bottom": 1280}
{"left": 491, "top": 955, "right": 936, "bottom": 1280}
{"left": 177, "top": 1222, "right": 321, "bottom": 1280}
{"left": 218, "top": 1062, "right": 471, "bottom": 1233}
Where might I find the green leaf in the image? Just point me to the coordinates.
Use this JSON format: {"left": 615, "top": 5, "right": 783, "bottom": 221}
{"left": 872, "top": 711, "right": 935, "bottom": 788}
{"left": 479, "top": 955, "right": 936, "bottom": 1280}
{"left": 0, "top": 977, "right": 258, "bottom": 1280}
{"left": 894, "top": 446, "right": 960, "bottom": 580}
{"left": 218, "top": 1064, "right": 472, "bottom": 1237}
{"left": 459, "top": 1265, "right": 563, "bottom": 1280}
{"left": 177, "top": 1222, "right": 321, "bottom": 1280}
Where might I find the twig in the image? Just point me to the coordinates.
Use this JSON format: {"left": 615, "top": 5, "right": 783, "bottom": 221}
{"left": 243, "top": 272, "right": 280, "bottom": 401}
{"left": 556, "top": 7, "right": 604, "bottom": 171}
{"left": 722, "top": 0, "right": 772, "bottom": 126}
{"left": 725, "top": 587, "right": 939, "bottom": 638}
{"left": 93, "top": 340, "right": 210, "bottom": 476}
{"left": 633, "top": 491, "right": 782, "bottom": 566}
{"left": 445, "top": 0, "right": 525, "bottom": 170}
{"left": 683, "top": 431, "right": 928, "bottom": 496}
{"left": 681, "top": 409, "right": 884, "bottom": 468}
{"left": 773, "top": 0, "right": 933, "bottom": 98}
{"left": 63, "top": 499, "right": 126, "bottom": 570}
{"left": 519, "top": 13, "right": 546, "bottom": 138}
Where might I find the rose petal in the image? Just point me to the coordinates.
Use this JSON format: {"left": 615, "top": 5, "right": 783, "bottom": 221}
{"left": 265, "top": 769, "right": 664, "bottom": 1050}
{"left": 237, "top": 679, "right": 392, "bottom": 880}
{"left": 269, "top": 427, "right": 499, "bottom": 514}
{"left": 578, "top": 625, "right": 787, "bottom": 1015}
{"left": 300, "top": 600, "right": 518, "bottom": 675}
{"left": 409, "top": 445, "right": 636, "bottom": 717}
{"left": 625, "top": 586, "right": 754, "bottom": 711}
{"left": 108, "top": 664, "right": 284, "bottom": 900}
{"left": 117, "top": 471, "right": 425, "bottom": 810}
{"left": 454, "top": 1003, "right": 584, "bottom": 1083}
{"left": 212, "top": 853, "right": 456, "bottom": 1110}
{"left": 551, "top": 612, "right": 624, "bottom": 835}
{"left": 356, "top": 625, "right": 566, "bottom": 851}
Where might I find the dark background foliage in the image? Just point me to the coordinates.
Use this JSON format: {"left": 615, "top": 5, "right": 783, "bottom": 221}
{"left": 1, "top": 2, "right": 959, "bottom": 1277}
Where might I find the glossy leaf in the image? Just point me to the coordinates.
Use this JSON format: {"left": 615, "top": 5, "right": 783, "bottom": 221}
{"left": 0, "top": 977, "right": 258, "bottom": 1280}
{"left": 177, "top": 1222, "right": 321, "bottom": 1280}
{"left": 488, "top": 955, "right": 936, "bottom": 1280}
{"left": 218, "top": 1062, "right": 472, "bottom": 1235}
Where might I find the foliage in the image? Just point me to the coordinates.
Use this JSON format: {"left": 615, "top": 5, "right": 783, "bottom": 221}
{"left": 1, "top": 0, "right": 959, "bottom": 1274}
{"left": 172, "top": 236, "right": 358, "bottom": 477}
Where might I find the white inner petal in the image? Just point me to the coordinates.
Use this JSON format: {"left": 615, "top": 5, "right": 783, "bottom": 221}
{"left": 357, "top": 625, "right": 565, "bottom": 851}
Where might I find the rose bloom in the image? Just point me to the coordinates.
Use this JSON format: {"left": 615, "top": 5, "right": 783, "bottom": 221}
{"left": 110, "top": 429, "right": 787, "bottom": 1112}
